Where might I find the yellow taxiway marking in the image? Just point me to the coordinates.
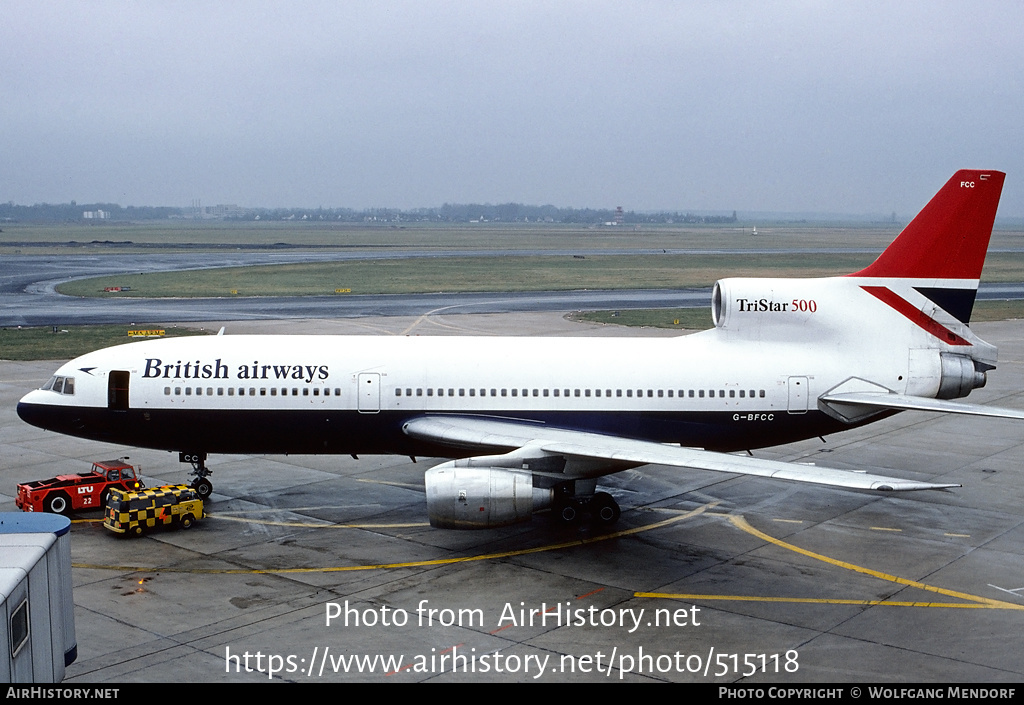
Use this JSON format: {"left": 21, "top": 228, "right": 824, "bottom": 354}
{"left": 70, "top": 507, "right": 1022, "bottom": 611}
{"left": 356, "top": 478, "right": 424, "bottom": 490}
{"left": 870, "top": 526, "right": 902, "bottom": 532}
{"left": 637, "top": 514, "right": 1023, "bottom": 611}
{"left": 212, "top": 514, "right": 427, "bottom": 529}
{"left": 633, "top": 594, "right": 1000, "bottom": 609}
{"left": 72, "top": 503, "right": 719, "bottom": 574}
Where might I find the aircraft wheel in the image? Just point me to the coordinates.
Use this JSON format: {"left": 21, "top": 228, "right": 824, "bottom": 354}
{"left": 591, "top": 492, "right": 621, "bottom": 525}
{"left": 46, "top": 492, "right": 70, "bottom": 515}
{"left": 556, "top": 501, "right": 579, "bottom": 524}
{"left": 192, "top": 478, "right": 213, "bottom": 500}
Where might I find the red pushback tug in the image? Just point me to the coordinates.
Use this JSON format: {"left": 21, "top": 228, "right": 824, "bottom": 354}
{"left": 15, "top": 459, "right": 144, "bottom": 514}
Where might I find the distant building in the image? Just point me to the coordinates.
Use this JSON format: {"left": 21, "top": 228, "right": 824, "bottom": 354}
{"left": 205, "top": 204, "right": 247, "bottom": 219}
{"left": 82, "top": 210, "right": 108, "bottom": 219}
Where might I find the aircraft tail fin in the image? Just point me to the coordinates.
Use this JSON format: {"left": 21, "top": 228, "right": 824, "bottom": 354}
{"left": 850, "top": 170, "right": 1004, "bottom": 281}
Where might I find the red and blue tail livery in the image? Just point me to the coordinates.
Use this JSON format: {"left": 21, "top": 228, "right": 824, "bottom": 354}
{"left": 18, "top": 170, "right": 1023, "bottom": 528}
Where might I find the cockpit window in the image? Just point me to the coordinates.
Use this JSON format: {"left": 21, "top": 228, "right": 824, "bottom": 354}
{"left": 42, "top": 375, "right": 75, "bottom": 395}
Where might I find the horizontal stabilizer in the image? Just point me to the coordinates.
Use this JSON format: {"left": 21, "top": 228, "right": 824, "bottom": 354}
{"left": 820, "top": 392, "right": 1024, "bottom": 420}
{"left": 404, "top": 416, "right": 959, "bottom": 492}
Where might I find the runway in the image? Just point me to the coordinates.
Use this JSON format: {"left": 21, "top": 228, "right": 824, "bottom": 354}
{"left": 4, "top": 251, "right": 1024, "bottom": 326}
{"left": 3, "top": 312, "right": 1023, "bottom": 683}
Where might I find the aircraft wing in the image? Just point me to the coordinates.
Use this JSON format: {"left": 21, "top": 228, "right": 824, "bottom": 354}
{"left": 402, "top": 415, "right": 959, "bottom": 491}
{"left": 819, "top": 392, "right": 1024, "bottom": 420}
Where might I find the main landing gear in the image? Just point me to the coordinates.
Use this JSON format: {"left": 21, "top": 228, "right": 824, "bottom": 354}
{"left": 180, "top": 452, "right": 213, "bottom": 500}
{"left": 552, "top": 485, "right": 621, "bottom": 526}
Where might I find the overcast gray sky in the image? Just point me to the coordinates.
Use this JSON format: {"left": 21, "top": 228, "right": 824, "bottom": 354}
{"left": 3, "top": 1, "right": 1022, "bottom": 216}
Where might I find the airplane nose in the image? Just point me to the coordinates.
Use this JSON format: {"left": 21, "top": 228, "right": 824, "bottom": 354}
{"left": 17, "top": 390, "right": 53, "bottom": 430}
{"left": 17, "top": 399, "right": 45, "bottom": 429}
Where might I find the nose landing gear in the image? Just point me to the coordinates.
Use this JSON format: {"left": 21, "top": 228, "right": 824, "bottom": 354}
{"left": 180, "top": 452, "right": 213, "bottom": 500}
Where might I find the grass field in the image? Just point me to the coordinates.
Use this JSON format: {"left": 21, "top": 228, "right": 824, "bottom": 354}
{"left": 4, "top": 300, "right": 1022, "bottom": 361}
{"left": 569, "top": 299, "right": 1024, "bottom": 330}
{"left": 0, "top": 325, "right": 212, "bottom": 361}
{"left": 0, "top": 220, "right": 917, "bottom": 252}
{"left": 56, "top": 250, "right": 1024, "bottom": 298}
{"left": 5, "top": 222, "right": 1023, "bottom": 359}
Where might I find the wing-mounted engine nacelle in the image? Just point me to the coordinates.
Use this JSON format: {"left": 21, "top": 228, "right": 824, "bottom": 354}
{"left": 424, "top": 464, "right": 553, "bottom": 529}
{"left": 938, "top": 353, "right": 987, "bottom": 399}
